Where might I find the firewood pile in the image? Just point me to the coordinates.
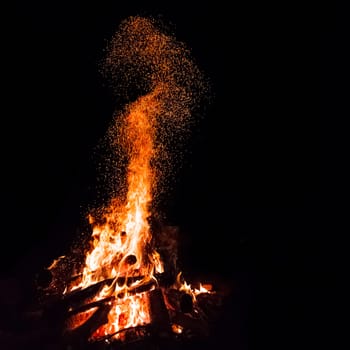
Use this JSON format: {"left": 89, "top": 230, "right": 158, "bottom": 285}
{"left": 0, "top": 225, "right": 231, "bottom": 350}
{"left": 36, "top": 271, "right": 226, "bottom": 350}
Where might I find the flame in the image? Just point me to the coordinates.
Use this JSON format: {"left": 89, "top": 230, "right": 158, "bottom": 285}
{"left": 68, "top": 89, "right": 163, "bottom": 337}
{"left": 175, "top": 272, "right": 212, "bottom": 301}
{"left": 58, "top": 15, "right": 209, "bottom": 340}
{"left": 172, "top": 323, "right": 183, "bottom": 334}
{"left": 76, "top": 89, "right": 162, "bottom": 290}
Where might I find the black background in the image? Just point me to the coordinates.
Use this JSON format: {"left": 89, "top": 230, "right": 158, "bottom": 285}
{"left": 0, "top": 1, "right": 343, "bottom": 349}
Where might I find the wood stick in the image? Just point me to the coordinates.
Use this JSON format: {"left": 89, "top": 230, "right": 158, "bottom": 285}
{"left": 63, "top": 303, "right": 112, "bottom": 346}
{"left": 171, "top": 311, "right": 209, "bottom": 337}
{"left": 149, "top": 288, "right": 171, "bottom": 337}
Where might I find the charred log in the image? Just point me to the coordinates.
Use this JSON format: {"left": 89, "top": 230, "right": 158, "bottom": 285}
{"left": 68, "top": 271, "right": 173, "bottom": 288}
{"left": 116, "top": 279, "right": 157, "bottom": 298}
{"left": 171, "top": 311, "right": 209, "bottom": 338}
{"left": 63, "top": 302, "right": 113, "bottom": 347}
{"left": 66, "top": 296, "right": 115, "bottom": 318}
{"left": 180, "top": 293, "right": 193, "bottom": 313}
{"left": 163, "top": 289, "right": 193, "bottom": 313}
{"left": 62, "top": 278, "right": 115, "bottom": 308}
{"left": 149, "top": 288, "right": 172, "bottom": 338}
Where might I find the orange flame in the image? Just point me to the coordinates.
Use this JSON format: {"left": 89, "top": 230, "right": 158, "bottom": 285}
{"left": 69, "top": 90, "right": 164, "bottom": 337}
{"left": 76, "top": 89, "right": 162, "bottom": 290}
{"left": 61, "top": 16, "right": 209, "bottom": 339}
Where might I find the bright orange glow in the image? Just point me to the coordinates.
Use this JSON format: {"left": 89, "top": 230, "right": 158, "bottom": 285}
{"left": 68, "top": 90, "right": 163, "bottom": 338}
{"left": 52, "top": 15, "right": 210, "bottom": 340}
{"left": 77, "top": 90, "right": 161, "bottom": 287}
{"left": 172, "top": 323, "right": 183, "bottom": 334}
{"left": 175, "top": 272, "right": 212, "bottom": 302}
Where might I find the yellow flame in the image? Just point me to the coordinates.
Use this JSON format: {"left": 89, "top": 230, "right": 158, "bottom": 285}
{"left": 67, "top": 91, "right": 162, "bottom": 336}
{"left": 47, "top": 255, "right": 66, "bottom": 270}
{"left": 176, "top": 272, "right": 211, "bottom": 301}
{"left": 60, "top": 15, "right": 209, "bottom": 339}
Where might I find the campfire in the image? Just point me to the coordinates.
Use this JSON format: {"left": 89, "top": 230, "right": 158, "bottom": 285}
{"left": 33, "top": 15, "right": 227, "bottom": 349}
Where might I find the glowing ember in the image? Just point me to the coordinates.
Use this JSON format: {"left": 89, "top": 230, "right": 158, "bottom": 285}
{"left": 47, "top": 15, "right": 210, "bottom": 342}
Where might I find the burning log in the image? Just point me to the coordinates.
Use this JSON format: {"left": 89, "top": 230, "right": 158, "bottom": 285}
{"left": 116, "top": 279, "right": 157, "bottom": 298}
{"left": 63, "top": 300, "right": 113, "bottom": 347}
{"left": 196, "top": 292, "right": 224, "bottom": 322}
{"left": 66, "top": 271, "right": 174, "bottom": 294}
{"left": 90, "top": 325, "right": 152, "bottom": 349}
{"left": 47, "top": 276, "right": 156, "bottom": 313}
{"left": 34, "top": 276, "right": 225, "bottom": 348}
{"left": 163, "top": 288, "right": 193, "bottom": 313}
{"left": 66, "top": 296, "right": 115, "bottom": 318}
{"left": 62, "top": 278, "right": 115, "bottom": 308}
